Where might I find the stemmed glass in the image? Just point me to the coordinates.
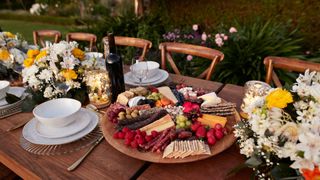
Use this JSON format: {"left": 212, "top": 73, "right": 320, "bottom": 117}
{"left": 130, "top": 58, "right": 149, "bottom": 86}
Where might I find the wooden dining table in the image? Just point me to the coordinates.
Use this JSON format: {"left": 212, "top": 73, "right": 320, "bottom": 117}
{"left": 0, "top": 71, "right": 252, "bottom": 180}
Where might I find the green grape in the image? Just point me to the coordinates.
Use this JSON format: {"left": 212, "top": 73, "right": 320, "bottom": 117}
{"left": 180, "top": 122, "right": 186, "bottom": 127}
{"left": 186, "top": 121, "right": 191, "bottom": 126}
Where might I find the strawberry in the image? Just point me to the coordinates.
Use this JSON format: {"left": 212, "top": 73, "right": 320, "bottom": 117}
{"left": 122, "top": 127, "right": 130, "bottom": 133}
{"left": 125, "top": 131, "right": 135, "bottom": 141}
{"left": 135, "top": 134, "right": 142, "bottom": 140}
{"left": 145, "top": 135, "right": 153, "bottom": 142}
{"left": 191, "top": 122, "right": 201, "bottom": 132}
{"left": 151, "top": 130, "right": 158, "bottom": 137}
{"left": 207, "top": 136, "right": 216, "bottom": 145}
{"left": 137, "top": 137, "right": 145, "bottom": 145}
{"left": 124, "top": 138, "right": 131, "bottom": 146}
{"left": 196, "top": 126, "right": 206, "bottom": 138}
{"left": 140, "top": 131, "right": 147, "bottom": 137}
{"left": 118, "top": 132, "right": 125, "bottom": 139}
{"left": 214, "top": 130, "right": 224, "bottom": 140}
{"left": 130, "top": 140, "right": 138, "bottom": 148}
{"left": 206, "top": 128, "right": 215, "bottom": 138}
{"left": 214, "top": 123, "right": 223, "bottom": 131}
{"left": 135, "top": 130, "right": 142, "bottom": 135}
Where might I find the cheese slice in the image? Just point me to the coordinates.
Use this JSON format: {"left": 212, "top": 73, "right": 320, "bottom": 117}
{"left": 139, "top": 114, "right": 175, "bottom": 135}
{"left": 198, "top": 114, "right": 227, "bottom": 128}
{"left": 157, "top": 86, "right": 178, "bottom": 104}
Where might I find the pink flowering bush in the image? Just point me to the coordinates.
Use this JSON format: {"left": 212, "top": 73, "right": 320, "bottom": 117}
{"left": 162, "top": 21, "right": 304, "bottom": 85}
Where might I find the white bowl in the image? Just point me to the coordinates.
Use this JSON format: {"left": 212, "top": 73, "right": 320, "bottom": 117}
{"left": 0, "top": 81, "right": 10, "bottom": 99}
{"left": 146, "top": 61, "right": 160, "bottom": 78}
{"left": 33, "top": 98, "right": 82, "bottom": 128}
{"left": 131, "top": 61, "right": 160, "bottom": 78}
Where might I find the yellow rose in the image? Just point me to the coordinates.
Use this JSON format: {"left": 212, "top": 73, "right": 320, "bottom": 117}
{"left": 35, "top": 50, "right": 47, "bottom": 61}
{"left": 0, "top": 48, "right": 10, "bottom": 61}
{"left": 266, "top": 88, "right": 293, "bottom": 109}
{"left": 27, "top": 49, "right": 40, "bottom": 58}
{"left": 62, "top": 69, "right": 78, "bottom": 81}
{"left": 23, "top": 58, "right": 35, "bottom": 68}
{"left": 72, "top": 48, "right": 85, "bottom": 60}
{"left": 3, "top": 32, "right": 15, "bottom": 38}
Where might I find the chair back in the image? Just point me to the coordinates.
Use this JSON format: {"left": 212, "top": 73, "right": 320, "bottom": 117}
{"left": 66, "top": 32, "right": 97, "bottom": 52}
{"left": 264, "top": 56, "right": 320, "bottom": 87}
{"left": 33, "top": 30, "right": 61, "bottom": 47}
{"left": 159, "top": 42, "right": 224, "bottom": 80}
{"left": 102, "top": 36, "right": 152, "bottom": 60}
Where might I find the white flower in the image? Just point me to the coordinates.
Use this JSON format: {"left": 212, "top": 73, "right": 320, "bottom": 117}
{"left": 291, "top": 159, "right": 315, "bottom": 171}
{"left": 240, "top": 138, "right": 255, "bottom": 157}
{"left": 309, "top": 83, "right": 320, "bottom": 102}
{"left": 43, "top": 86, "right": 54, "bottom": 98}
{"left": 60, "top": 56, "right": 79, "bottom": 70}
{"left": 296, "top": 132, "right": 320, "bottom": 164}
{"left": 277, "top": 142, "right": 298, "bottom": 159}
{"left": 192, "top": 24, "right": 198, "bottom": 31}
{"left": 37, "top": 69, "right": 52, "bottom": 83}
{"left": 215, "top": 37, "right": 224, "bottom": 47}
{"left": 201, "top": 32, "right": 207, "bottom": 41}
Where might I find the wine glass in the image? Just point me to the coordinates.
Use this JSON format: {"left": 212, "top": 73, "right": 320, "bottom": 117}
{"left": 130, "top": 58, "right": 149, "bottom": 86}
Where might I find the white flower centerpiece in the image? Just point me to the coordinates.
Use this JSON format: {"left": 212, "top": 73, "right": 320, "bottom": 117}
{"left": 22, "top": 41, "right": 102, "bottom": 110}
{"left": 234, "top": 70, "right": 320, "bottom": 180}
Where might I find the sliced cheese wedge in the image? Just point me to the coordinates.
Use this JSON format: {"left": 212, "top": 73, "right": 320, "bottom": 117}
{"left": 139, "top": 114, "right": 175, "bottom": 135}
{"left": 157, "top": 86, "right": 178, "bottom": 104}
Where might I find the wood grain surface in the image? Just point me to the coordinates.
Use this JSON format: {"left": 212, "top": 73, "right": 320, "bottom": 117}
{"left": 138, "top": 83, "right": 252, "bottom": 179}
{"left": 0, "top": 113, "right": 144, "bottom": 179}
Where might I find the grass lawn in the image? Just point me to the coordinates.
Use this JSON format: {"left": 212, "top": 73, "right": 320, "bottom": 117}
{"left": 0, "top": 19, "right": 71, "bottom": 44}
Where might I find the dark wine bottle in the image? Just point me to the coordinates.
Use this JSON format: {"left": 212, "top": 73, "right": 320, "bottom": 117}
{"left": 105, "top": 33, "right": 125, "bottom": 103}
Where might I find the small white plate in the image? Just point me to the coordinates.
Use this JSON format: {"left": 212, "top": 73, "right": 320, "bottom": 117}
{"left": 0, "top": 87, "right": 26, "bottom": 107}
{"left": 35, "top": 109, "right": 91, "bottom": 139}
{"left": 22, "top": 108, "right": 98, "bottom": 145}
{"left": 124, "top": 69, "right": 169, "bottom": 86}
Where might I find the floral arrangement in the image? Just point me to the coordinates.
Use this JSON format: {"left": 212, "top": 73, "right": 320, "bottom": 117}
{"left": 0, "top": 31, "right": 28, "bottom": 72}
{"left": 161, "top": 25, "right": 237, "bottom": 77}
{"left": 234, "top": 70, "right": 320, "bottom": 179}
{"left": 22, "top": 41, "right": 102, "bottom": 109}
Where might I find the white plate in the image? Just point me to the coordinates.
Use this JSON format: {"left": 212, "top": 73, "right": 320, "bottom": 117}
{"left": 22, "top": 108, "right": 98, "bottom": 145}
{"left": 35, "top": 109, "right": 91, "bottom": 139}
{"left": 124, "top": 69, "right": 169, "bottom": 86}
{"left": 0, "top": 87, "right": 26, "bottom": 107}
{"left": 126, "top": 70, "right": 163, "bottom": 84}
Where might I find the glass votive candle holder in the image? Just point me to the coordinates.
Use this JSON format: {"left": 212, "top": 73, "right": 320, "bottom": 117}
{"left": 241, "top": 80, "right": 271, "bottom": 112}
{"left": 84, "top": 70, "right": 112, "bottom": 108}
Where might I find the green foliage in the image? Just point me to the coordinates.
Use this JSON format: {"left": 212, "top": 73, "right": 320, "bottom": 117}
{"left": 212, "top": 20, "right": 303, "bottom": 85}
{"left": 83, "top": 10, "right": 168, "bottom": 64}
{"left": 0, "top": 12, "right": 77, "bottom": 25}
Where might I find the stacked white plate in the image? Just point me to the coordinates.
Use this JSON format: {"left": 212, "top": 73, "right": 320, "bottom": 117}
{"left": 0, "top": 87, "right": 26, "bottom": 118}
{"left": 22, "top": 108, "right": 99, "bottom": 145}
{"left": 124, "top": 69, "right": 169, "bottom": 86}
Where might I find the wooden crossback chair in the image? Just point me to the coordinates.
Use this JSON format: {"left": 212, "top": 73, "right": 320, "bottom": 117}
{"left": 264, "top": 56, "right": 320, "bottom": 87}
{"left": 33, "top": 30, "right": 61, "bottom": 47}
{"left": 159, "top": 42, "right": 224, "bottom": 80}
{"left": 66, "top": 32, "right": 97, "bottom": 52}
{"left": 102, "top": 36, "right": 152, "bottom": 60}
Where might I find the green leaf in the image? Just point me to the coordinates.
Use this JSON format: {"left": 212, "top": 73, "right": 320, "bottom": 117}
{"left": 245, "top": 155, "right": 262, "bottom": 168}
{"left": 21, "top": 97, "right": 37, "bottom": 112}
{"left": 270, "top": 163, "right": 299, "bottom": 180}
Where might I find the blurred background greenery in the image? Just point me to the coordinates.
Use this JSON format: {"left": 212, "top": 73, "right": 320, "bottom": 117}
{"left": 1, "top": 0, "right": 320, "bottom": 85}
